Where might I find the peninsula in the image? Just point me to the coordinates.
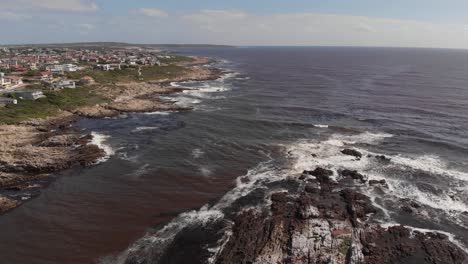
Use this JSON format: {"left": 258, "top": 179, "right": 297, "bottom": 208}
{"left": 0, "top": 45, "right": 221, "bottom": 213}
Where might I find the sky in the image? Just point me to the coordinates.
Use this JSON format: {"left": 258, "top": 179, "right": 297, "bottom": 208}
{"left": 1, "top": 0, "right": 468, "bottom": 49}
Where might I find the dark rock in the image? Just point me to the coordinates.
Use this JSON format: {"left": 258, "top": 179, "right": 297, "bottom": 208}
{"left": 340, "top": 189, "right": 377, "bottom": 226}
{"left": 340, "top": 169, "right": 367, "bottom": 183}
{"left": 304, "top": 182, "right": 320, "bottom": 193}
{"left": 400, "top": 198, "right": 422, "bottom": 214}
{"left": 369, "top": 179, "right": 388, "bottom": 188}
{"left": 341, "top": 149, "right": 362, "bottom": 159}
{"left": 361, "top": 226, "right": 468, "bottom": 264}
{"left": 375, "top": 155, "right": 391, "bottom": 163}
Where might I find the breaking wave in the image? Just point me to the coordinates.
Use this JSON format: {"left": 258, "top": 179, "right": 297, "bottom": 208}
{"left": 90, "top": 132, "right": 115, "bottom": 162}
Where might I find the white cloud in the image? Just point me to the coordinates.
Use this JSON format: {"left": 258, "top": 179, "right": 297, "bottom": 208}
{"left": 0, "top": 11, "right": 26, "bottom": 21}
{"left": 177, "top": 11, "right": 468, "bottom": 49}
{"left": 138, "top": 8, "right": 169, "bottom": 18}
{"left": 2, "top": 0, "right": 98, "bottom": 12}
{"left": 78, "top": 23, "right": 95, "bottom": 30}
{"left": 3, "top": 8, "right": 468, "bottom": 49}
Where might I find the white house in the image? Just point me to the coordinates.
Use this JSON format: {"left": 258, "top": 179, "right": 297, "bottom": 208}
{"left": 0, "top": 72, "right": 11, "bottom": 88}
{"left": 44, "top": 79, "right": 76, "bottom": 90}
{"left": 9, "top": 90, "right": 45, "bottom": 100}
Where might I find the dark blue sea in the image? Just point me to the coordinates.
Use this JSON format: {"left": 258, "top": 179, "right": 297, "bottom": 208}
{"left": 0, "top": 47, "right": 467, "bottom": 263}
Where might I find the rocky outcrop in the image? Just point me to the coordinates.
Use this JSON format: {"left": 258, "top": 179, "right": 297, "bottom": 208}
{"left": 121, "top": 163, "right": 468, "bottom": 264}
{"left": 106, "top": 99, "right": 191, "bottom": 113}
{"left": 0, "top": 114, "right": 107, "bottom": 214}
{"left": 341, "top": 149, "right": 363, "bottom": 159}
{"left": 0, "top": 196, "right": 20, "bottom": 214}
{"left": 73, "top": 105, "right": 120, "bottom": 118}
{"left": 214, "top": 167, "right": 468, "bottom": 264}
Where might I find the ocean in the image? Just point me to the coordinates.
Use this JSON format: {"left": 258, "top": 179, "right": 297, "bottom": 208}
{"left": 0, "top": 47, "right": 467, "bottom": 263}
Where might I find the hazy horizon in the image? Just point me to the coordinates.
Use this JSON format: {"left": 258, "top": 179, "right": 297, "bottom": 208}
{"left": 2, "top": 0, "right": 468, "bottom": 49}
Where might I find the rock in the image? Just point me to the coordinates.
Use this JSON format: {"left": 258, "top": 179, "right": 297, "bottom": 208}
{"left": 73, "top": 105, "right": 120, "bottom": 118}
{"left": 304, "top": 182, "right": 320, "bottom": 193}
{"left": 375, "top": 155, "right": 391, "bottom": 163}
{"left": 340, "top": 169, "right": 367, "bottom": 183}
{"left": 400, "top": 198, "right": 421, "bottom": 214}
{"left": 361, "top": 225, "right": 468, "bottom": 264}
{"left": 341, "top": 149, "right": 362, "bottom": 159}
{"left": 340, "top": 189, "right": 377, "bottom": 226}
{"left": 369, "top": 179, "right": 389, "bottom": 188}
{"left": 0, "top": 196, "right": 20, "bottom": 214}
{"left": 309, "top": 167, "right": 333, "bottom": 179}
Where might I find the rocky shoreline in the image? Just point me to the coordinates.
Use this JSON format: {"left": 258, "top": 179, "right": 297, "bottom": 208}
{"left": 122, "top": 149, "right": 468, "bottom": 264}
{"left": 0, "top": 58, "right": 223, "bottom": 214}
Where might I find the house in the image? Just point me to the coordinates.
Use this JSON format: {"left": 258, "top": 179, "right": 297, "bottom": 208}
{"left": 48, "top": 64, "right": 78, "bottom": 74}
{"left": 7, "top": 76, "right": 23, "bottom": 86}
{"left": 96, "top": 64, "right": 121, "bottom": 71}
{"left": 37, "top": 71, "right": 53, "bottom": 81}
{"left": 0, "top": 98, "right": 18, "bottom": 105}
{"left": 9, "top": 90, "right": 45, "bottom": 100}
{"left": 0, "top": 72, "right": 11, "bottom": 88}
{"left": 45, "top": 79, "right": 76, "bottom": 90}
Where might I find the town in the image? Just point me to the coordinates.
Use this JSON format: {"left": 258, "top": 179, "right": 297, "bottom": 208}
{"left": 0, "top": 45, "right": 179, "bottom": 107}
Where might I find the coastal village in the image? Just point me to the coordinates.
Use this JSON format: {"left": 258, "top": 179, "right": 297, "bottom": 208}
{"left": 0, "top": 46, "right": 172, "bottom": 107}
{"left": 0, "top": 44, "right": 219, "bottom": 215}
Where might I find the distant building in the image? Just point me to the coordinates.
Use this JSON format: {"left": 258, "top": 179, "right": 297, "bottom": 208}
{"left": 9, "top": 90, "right": 45, "bottom": 100}
{"left": 48, "top": 64, "right": 78, "bottom": 74}
{"left": 44, "top": 79, "right": 76, "bottom": 90}
{"left": 0, "top": 73, "right": 22, "bottom": 89}
{"left": 96, "top": 64, "right": 121, "bottom": 71}
{"left": 0, "top": 72, "right": 11, "bottom": 88}
{"left": 0, "top": 98, "right": 18, "bottom": 105}
{"left": 37, "top": 71, "right": 53, "bottom": 81}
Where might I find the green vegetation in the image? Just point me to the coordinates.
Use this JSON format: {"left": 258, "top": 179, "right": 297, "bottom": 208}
{"left": 66, "top": 65, "right": 186, "bottom": 84}
{"left": 140, "top": 65, "right": 186, "bottom": 80}
{"left": 339, "top": 237, "right": 352, "bottom": 256}
{"left": 0, "top": 86, "right": 109, "bottom": 124}
{"left": 159, "top": 56, "right": 194, "bottom": 64}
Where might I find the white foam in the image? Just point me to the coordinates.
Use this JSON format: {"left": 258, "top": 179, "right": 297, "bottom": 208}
{"left": 192, "top": 148, "right": 205, "bottom": 159}
{"left": 199, "top": 166, "right": 213, "bottom": 177}
{"left": 218, "top": 72, "right": 240, "bottom": 82}
{"left": 286, "top": 131, "right": 468, "bottom": 216}
{"left": 390, "top": 154, "right": 468, "bottom": 182}
{"left": 143, "top": 111, "right": 171, "bottom": 116}
{"left": 313, "top": 124, "right": 329, "bottom": 128}
{"left": 90, "top": 132, "right": 115, "bottom": 162}
{"left": 386, "top": 178, "right": 468, "bottom": 214}
{"left": 132, "top": 126, "right": 159, "bottom": 132}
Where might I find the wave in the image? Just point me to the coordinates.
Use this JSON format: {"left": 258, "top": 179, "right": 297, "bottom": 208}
{"left": 131, "top": 127, "right": 159, "bottom": 133}
{"left": 107, "top": 131, "right": 468, "bottom": 263}
{"left": 90, "top": 132, "right": 115, "bottom": 162}
{"left": 143, "top": 111, "right": 171, "bottom": 116}
{"left": 286, "top": 132, "right": 468, "bottom": 217}
{"left": 191, "top": 148, "right": 205, "bottom": 159}
{"left": 313, "top": 124, "right": 329, "bottom": 128}
{"left": 104, "top": 160, "right": 280, "bottom": 264}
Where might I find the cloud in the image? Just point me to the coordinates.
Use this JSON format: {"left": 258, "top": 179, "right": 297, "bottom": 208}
{"left": 2, "top": 8, "right": 468, "bottom": 49}
{"left": 177, "top": 11, "right": 468, "bottom": 49}
{"left": 78, "top": 23, "right": 95, "bottom": 30}
{"left": 138, "top": 8, "right": 169, "bottom": 18}
{"left": 2, "top": 0, "right": 98, "bottom": 12}
{"left": 0, "top": 11, "right": 26, "bottom": 21}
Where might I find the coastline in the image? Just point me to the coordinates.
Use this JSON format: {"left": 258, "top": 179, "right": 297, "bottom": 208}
{"left": 119, "top": 150, "right": 468, "bottom": 264}
{"left": 0, "top": 57, "right": 223, "bottom": 214}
